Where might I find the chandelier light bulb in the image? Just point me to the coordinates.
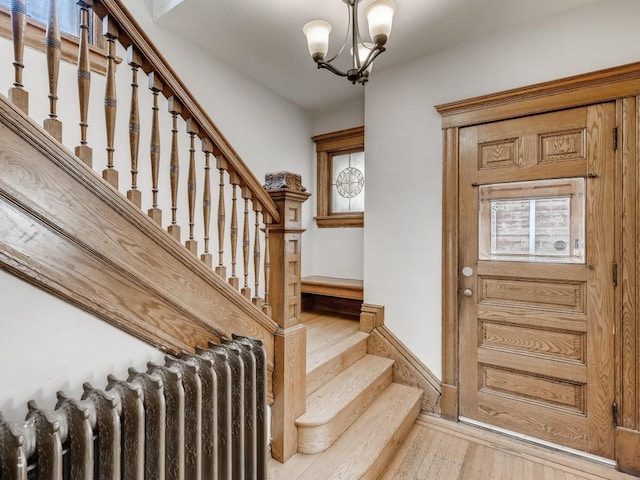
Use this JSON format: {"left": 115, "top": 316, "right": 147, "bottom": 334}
{"left": 365, "top": 0, "right": 396, "bottom": 46}
{"left": 352, "top": 42, "right": 375, "bottom": 74}
{"left": 303, "top": 20, "right": 332, "bottom": 61}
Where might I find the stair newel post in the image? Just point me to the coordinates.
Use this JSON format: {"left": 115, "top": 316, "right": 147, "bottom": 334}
{"left": 216, "top": 157, "right": 228, "bottom": 278}
{"left": 167, "top": 96, "right": 182, "bottom": 242}
{"left": 75, "top": 0, "right": 93, "bottom": 167}
{"left": 241, "top": 188, "right": 252, "bottom": 300}
{"left": 9, "top": 0, "right": 28, "bottom": 113}
{"left": 102, "top": 15, "right": 119, "bottom": 189}
{"left": 252, "top": 204, "right": 263, "bottom": 308}
{"left": 264, "top": 171, "right": 310, "bottom": 463}
{"left": 228, "top": 173, "right": 241, "bottom": 290}
{"left": 185, "top": 119, "right": 199, "bottom": 256}
{"left": 44, "top": 0, "right": 62, "bottom": 142}
{"left": 126, "top": 46, "right": 142, "bottom": 208}
{"left": 147, "top": 72, "right": 163, "bottom": 225}
{"left": 262, "top": 212, "right": 272, "bottom": 318}
{"left": 200, "top": 138, "right": 214, "bottom": 268}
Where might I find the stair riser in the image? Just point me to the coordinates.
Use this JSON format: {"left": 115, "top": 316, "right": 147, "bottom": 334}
{"left": 297, "top": 365, "right": 393, "bottom": 454}
{"left": 307, "top": 336, "right": 367, "bottom": 395}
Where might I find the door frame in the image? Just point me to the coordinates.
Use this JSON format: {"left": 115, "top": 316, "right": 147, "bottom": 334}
{"left": 436, "top": 62, "right": 640, "bottom": 475}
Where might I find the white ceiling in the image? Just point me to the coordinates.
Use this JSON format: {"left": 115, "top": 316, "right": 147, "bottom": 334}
{"left": 153, "top": 0, "right": 602, "bottom": 113}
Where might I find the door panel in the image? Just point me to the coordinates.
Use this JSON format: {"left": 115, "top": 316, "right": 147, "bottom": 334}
{"left": 458, "top": 104, "right": 615, "bottom": 458}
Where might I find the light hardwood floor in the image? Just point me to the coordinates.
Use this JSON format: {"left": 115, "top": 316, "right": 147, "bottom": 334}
{"left": 382, "top": 415, "right": 637, "bottom": 480}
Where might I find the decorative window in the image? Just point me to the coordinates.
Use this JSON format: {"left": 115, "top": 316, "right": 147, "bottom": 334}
{"left": 478, "top": 178, "right": 585, "bottom": 263}
{"left": 0, "top": 0, "right": 107, "bottom": 72}
{"left": 0, "top": 0, "right": 79, "bottom": 36}
{"left": 312, "top": 126, "right": 364, "bottom": 228}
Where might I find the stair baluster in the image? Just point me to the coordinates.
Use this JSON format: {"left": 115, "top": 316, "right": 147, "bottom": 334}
{"left": 44, "top": 0, "right": 62, "bottom": 142}
{"left": 9, "top": 0, "right": 28, "bottom": 113}
{"left": 263, "top": 213, "right": 272, "bottom": 317}
{"left": 147, "top": 73, "right": 163, "bottom": 225}
{"left": 127, "top": 46, "right": 142, "bottom": 208}
{"left": 252, "top": 206, "right": 262, "bottom": 307}
{"left": 167, "top": 96, "right": 182, "bottom": 241}
{"left": 185, "top": 119, "right": 199, "bottom": 255}
{"left": 102, "top": 15, "right": 119, "bottom": 188}
{"left": 216, "top": 157, "right": 227, "bottom": 278}
{"left": 241, "top": 192, "right": 252, "bottom": 300}
{"left": 229, "top": 175, "right": 240, "bottom": 289}
{"left": 75, "top": 0, "right": 93, "bottom": 167}
{"left": 200, "top": 138, "right": 214, "bottom": 268}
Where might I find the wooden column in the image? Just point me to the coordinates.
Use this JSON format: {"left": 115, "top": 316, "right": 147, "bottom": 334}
{"left": 9, "top": 0, "right": 28, "bottom": 113}
{"left": 75, "top": 0, "right": 93, "bottom": 167}
{"left": 264, "top": 171, "right": 310, "bottom": 463}
{"left": 44, "top": 0, "right": 62, "bottom": 141}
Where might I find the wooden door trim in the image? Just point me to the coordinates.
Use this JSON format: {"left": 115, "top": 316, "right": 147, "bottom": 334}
{"left": 439, "top": 63, "right": 640, "bottom": 470}
{"left": 436, "top": 62, "right": 640, "bottom": 128}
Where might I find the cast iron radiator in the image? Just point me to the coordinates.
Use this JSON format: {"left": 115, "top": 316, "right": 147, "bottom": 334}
{"left": 0, "top": 335, "right": 267, "bottom": 479}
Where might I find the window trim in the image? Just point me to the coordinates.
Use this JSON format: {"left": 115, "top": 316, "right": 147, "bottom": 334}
{"left": 0, "top": 4, "right": 109, "bottom": 75}
{"left": 312, "top": 126, "right": 365, "bottom": 228}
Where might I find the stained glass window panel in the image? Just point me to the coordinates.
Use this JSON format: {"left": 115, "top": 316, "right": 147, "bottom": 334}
{"left": 331, "top": 151, "right": 365, "bottom": 214}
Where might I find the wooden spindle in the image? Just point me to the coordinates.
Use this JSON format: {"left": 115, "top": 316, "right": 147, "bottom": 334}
{"left": 228, "top": 173, "right": 240, "bottom": 290}
{"left": 200, "top": 138, "right": 214, "bottom": 268}
{"left": 148, "top": 72, "right": 163, "bottom": 225}
{"left": 215, "top": 158, "right": 228, "bottom": 278}
{"left": 127, "top": 46, "right": 143, "bottom": 208}
{"left": 9, "top": 0, "right": 28, "bottom": 113}
{"left": 241, "top": 190, "right": 251, "bottom": 300}
{"left": 75, "top": 0, "right": 93, "bottom": 167}
{"left": 44, "top": 0, "right": 62, "bottom": 141}
{"left": 263, "top": 212, "right": 272, "bottom": 317}
{"left": 252, "top": 206, "right": 263, "bottom": 308}
{"left": 167, "top": 97, "right": 182, "bottom": 241}
{"left": 102, "top": 15, "right": 119, "bottom": 188}
{"left": 185, "top": 119, "right": 199, "bottom": 255}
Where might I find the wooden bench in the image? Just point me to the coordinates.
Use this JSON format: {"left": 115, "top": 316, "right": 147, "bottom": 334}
{"left": 301, "top": 276, "right": 363, "bottom": 318}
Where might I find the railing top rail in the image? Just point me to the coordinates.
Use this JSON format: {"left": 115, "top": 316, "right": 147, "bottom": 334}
{"left": 92, "top": 0, "right": 280, "bottom": 223}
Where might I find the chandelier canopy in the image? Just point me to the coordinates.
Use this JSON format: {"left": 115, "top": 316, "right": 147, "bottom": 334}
{"left": 303, "top": 0, "right": 396, "bottom": 85}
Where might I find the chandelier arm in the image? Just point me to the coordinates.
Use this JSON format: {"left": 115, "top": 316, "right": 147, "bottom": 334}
{"left": 323, "top": 0, "right": 353, "bottom": 65}
{"left": 358, "top": 45, "right": 385, "bottom": 73}
{"left": 316, "top": 59, "right": 350, "bottom": 77}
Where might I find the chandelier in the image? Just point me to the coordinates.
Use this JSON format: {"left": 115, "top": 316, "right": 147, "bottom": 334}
{"left": 303, "top": 0, "right": 396, "bottom": 85}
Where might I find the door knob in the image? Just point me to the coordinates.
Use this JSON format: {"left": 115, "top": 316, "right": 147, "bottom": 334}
{"left": 463, "top": 288, "right": 473, "bottom": 297}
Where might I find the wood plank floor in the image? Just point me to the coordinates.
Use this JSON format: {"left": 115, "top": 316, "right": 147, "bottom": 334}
{"left": 381, "top": 415, "right": 637, "bottom": 480}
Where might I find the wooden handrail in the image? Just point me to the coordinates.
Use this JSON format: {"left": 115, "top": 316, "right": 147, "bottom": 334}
{"left": 91, "top": 0, "right": 279, "bottom": 223}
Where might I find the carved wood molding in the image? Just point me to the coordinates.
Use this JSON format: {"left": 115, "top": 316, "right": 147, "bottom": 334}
{"left": 361, "top": 304, "right": 441, "bottom": 412}
{"left": 91, "top": 0, "right": 279, "bottom": 223}
{"left": 0, "top": 94, "right": 277, "bottom": 362}
{"left": 436, "top": 62, "right": 640, "bottom": 128}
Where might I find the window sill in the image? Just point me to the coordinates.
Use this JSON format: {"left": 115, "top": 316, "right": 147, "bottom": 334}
{"left": 315, "top": 214, "right": 364, "bottom": 228}
{"left": 0, "top": 6, "right": 109, "bottom": 75}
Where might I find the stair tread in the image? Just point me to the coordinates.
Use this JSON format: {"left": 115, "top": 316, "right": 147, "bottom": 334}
{"left": 296, "top": 383, "right": 422, "bottom": 480}
{"left": 307, "top": 330, "right": 369, "bottom": 373}
{"left": 297, "top": 354, "right": 394, "bottom": 427}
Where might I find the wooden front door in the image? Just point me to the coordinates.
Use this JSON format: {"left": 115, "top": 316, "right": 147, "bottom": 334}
{"left": 458, "top": 103, "right": 616, "bottom": 458}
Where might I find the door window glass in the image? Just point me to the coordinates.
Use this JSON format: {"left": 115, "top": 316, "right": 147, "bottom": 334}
{"left": 478, "top": 178, "right": 585, "bottom": 263}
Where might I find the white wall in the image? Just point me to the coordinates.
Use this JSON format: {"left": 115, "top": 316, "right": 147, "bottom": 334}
{"left": 0, "top": 270, "right": 165, "bottom": 422}
{"left": 310, "top": 95, "right": 365, "bottom": 280}
{"left": 364, "top": 0, "right": 640, "bottom": 379}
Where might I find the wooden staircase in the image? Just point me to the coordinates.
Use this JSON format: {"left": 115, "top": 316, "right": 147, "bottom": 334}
{"left": 268, "top": 312, "right": 423, "bottom": 479}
